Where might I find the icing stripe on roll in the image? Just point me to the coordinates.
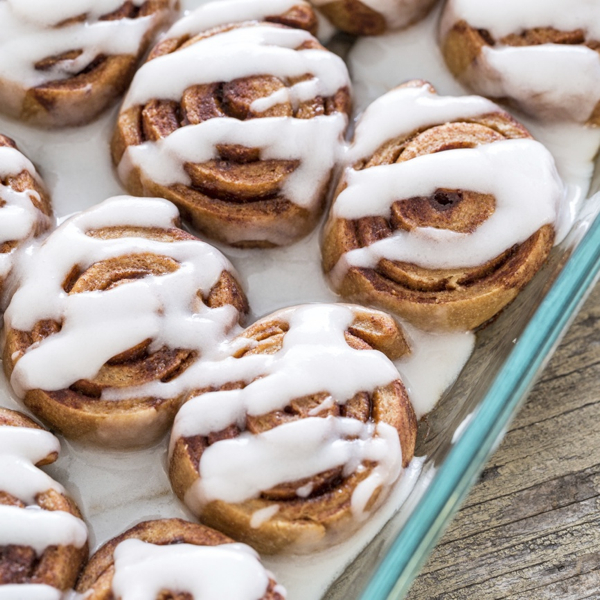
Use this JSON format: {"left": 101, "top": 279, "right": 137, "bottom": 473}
{"left": 111, "top": 539, "right": 272, "bottom": 600}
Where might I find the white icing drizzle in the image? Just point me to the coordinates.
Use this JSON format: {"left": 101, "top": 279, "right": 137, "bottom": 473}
{"left": 172, "top": 304, "right": 404, "bottom": 520}
{"left": 0, "top": 585, "right": 63, "bottom": 600}
{"left": 111, "top": 539, "right": 277, "bottom": 600}
{"left": 168, "top": 0, "right": 311, "bottom": 38}
{"left": 0, "top": 505, "right": 87, "bottom": 555}
{"left": 310, "top": 0, "right": 433, "bottom": 30}
{"left": 0, "top": 146, "right": 49, "bottom": 280}
{"left": 0, "top": 0, "right": 174, "bottom": 114}
{"left": 118, "top": 17, "right": 349, "bottom": 229}
{"left": 0, "top": 426, "right": 63, "bottom": 504}
{"left": 440, "top": 0, "right": 600, "bottom": 123}
{"left": 5, "top": 196, "right": 242, "bottom": 399}
{"left": 345, "top": 84, "right": 500, "bottom": 163}
{"left": 0, "top": 424, "right": 88, "bottom": 580}
{"left": 329, "top": 85, "right": 564, "bottom": 283}
{"left": 441, "top": 0, "right": 600, "bottom": 41}
{"left": 251, "top": 505, "right": 280, "bottom": 528}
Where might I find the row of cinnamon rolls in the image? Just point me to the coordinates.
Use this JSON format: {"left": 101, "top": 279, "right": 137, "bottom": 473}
{"left": 1, "top": 0, "right": 597, "bottom": 125}
{"left": 0, "top": 406, "right": 285, "bottom": 598}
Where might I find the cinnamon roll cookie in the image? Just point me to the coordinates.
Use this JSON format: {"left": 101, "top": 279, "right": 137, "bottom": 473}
{"left": 440, "top": 0, "right": 600, "bottom": 124}
{"left": 0, "top": 408, "right": 88, "bottom": 595}
{"left": 0, "top": 135, "right": 51, "bottom": 306}
{"left": 112, "top": 0, "right": 351, "bottom": 247}
{"left": 310, "top": 0, "right": 437, "bottom": 36}
{"left": 3, "top": 196, "right": 248, "bottom": 447}
{"left": 76, "top": 519, "right": 285, "bottom": 599}
{"left": 322, "top": 81, "right": 564, "bottom": 331}
{"left": 169, "top": 303, "right": 416, "bottom": 553}
{"left": 0, "top": 0, "right": 177, "bottom": 127}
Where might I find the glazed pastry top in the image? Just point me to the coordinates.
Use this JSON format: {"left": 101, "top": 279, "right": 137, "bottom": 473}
{"left": 0, "top": 0, "right": 174, "bottom": 91}
{"left": 118, "top": 6, "right": 350, "bottom": 211}
{"left": 172, "top": 303, "right": 405, "bottom": 518}
{"left": 111, "top": 539, "right": 280, "bottom": 599}
{"left": 167, "top": 0, "right": 313, "bottom": 37}
{"left": 0, "top": 424, "right": 88, "bottom": 566}
{"left": 329, "top": 84, "right": 564, "bottom": 283}
{"left": 441, "top": 0, "right": 600, "bottom": 122}
{"left": 0, "top": 145, "right": 49, "bottom": 281}
{"left": 5, "top": 196, "right": 243, "bottom": 399}
{"left": 441, "top": 0, "right": 600, "bottom": 40}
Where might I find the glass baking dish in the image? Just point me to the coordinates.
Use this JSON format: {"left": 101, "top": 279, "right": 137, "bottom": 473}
{"left": 323, "top": 179, "right": 600, "bottom": 598}
{"left": 1, "top": 1, "right": 599, "bottom": 599}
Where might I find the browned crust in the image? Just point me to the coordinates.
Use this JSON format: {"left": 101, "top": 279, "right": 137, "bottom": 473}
{"left": 4, "top": 1, "right": 176, "bottom": 127}
{"left": 112, "top": 17, "right": 351, "bottom": 247}
{"left": 3, "top": 225, "right": 249, "bottom": 448}
{"left": 315, "top": 0, "right": 437, "bottom": 36}
{"left": 441, "top": 20, "right": 600, "bottom": 126}
{"left": 76, "top": 518, "right": 284, "bottom": 599}
{"left": 169, "top": 306, "right": 417, "bottom": 553}
{"left": 322, "top": 81, "right": 556, "bottom": 331}
{"left": 0, "top": 408, "right": 88, "bottom": 589}
{"left": 0, "top": 135, "right": 52, "bottom": 302}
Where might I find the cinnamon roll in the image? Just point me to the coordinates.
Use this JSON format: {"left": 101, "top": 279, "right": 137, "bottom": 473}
{"left": 440, "top": 0, "right": 600, "bottom": 124}
{"left": 112, "top": 0, "right": 351, "bottom": 247}
{"left": 3, "top": 196, "right": 249, "bottom": 448}
{"left": 0, "top": 134, "right": 51, "bottom": 307}
{"left": 169, "top": 303, "right": 416, "bottom": 553}
{"left": 0, "top": 407, "right": 88, "bottom": 595}
{"left": 322, "top": 81, "right": 564, "bottom": 331}
{"left": 76, "top": 519, "right": 285, "bottom": 599}
{"left": 0, "top": 0, "right": 177, "bottom": 128}
{"left": 310, "top": 0, "right": 437, "bottom": 36}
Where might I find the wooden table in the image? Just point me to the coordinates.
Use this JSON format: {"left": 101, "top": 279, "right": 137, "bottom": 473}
{"left": 408, "top": 283, "right": 600, "bottom": 599}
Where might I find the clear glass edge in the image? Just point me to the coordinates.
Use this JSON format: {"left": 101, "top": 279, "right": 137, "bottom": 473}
{"left": 358, "top": 212, "right": 600, "bottom": 600}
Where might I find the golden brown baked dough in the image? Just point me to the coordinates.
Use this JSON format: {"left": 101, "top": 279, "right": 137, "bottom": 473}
{"left": 0, "top": 407, "right": 88, "bottom": 590}
{"left": 112, "top": 5, "right": 351, "bottom": 247}
{"left": 169, "top": 305, "right": 416, "bottom": 554}
{"left": 0, "top": 1, "right": 176, "bottom": 128}
{"left": 322, "top": 81, "right": 556, "bottom": 331}
{"left": 3, "top": 214, "right": 249, "bottom": 448}
{"left": 76, "top": 519, "right": 284, "bottom": 599}
{"left": 0, "top": 134, "right": 52, "bottom": 305}
{"left": 313, "top": 0, "right": 437, "bottom": 36}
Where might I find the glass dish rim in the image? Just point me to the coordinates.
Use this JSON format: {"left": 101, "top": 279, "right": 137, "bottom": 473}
{"left": 358, "top": 211, "right": 600, "bottom": 599}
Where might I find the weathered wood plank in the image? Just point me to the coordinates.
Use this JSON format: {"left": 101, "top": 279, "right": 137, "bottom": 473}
{"left": 408, "top": 284, "right": 600, "bottom": 599}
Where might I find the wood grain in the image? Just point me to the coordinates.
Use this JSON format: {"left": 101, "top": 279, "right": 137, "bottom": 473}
{"left": 407, "top": 283, "right": 600, "bottom": 599}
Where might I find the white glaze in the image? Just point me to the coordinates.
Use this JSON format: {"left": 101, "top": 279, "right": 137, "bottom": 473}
{"left": 440, "top": 0, "right": 600, "bottom": 41}
{"left": 118, "top": 14, "right": 350, "bottom": 242}
{"left": 5, "top": 196, "right": 242, "bottom": 399}
{"left": 0, "top": 585, "right": 62, "bottom": 600}
{"left": 0, "top": 1, "right": 174, "bottom": 116}
{"left": 0, "top": 504, "right": 87, "bottom": 554}
{"left": 0, "top": 424, "right": 87, "bottom": 578}
{"left": 346, "top": 84, "right": 500, "bottom": 163}
{"left": 395, "top": 324, "right": 475, "bottom": 419}
{"left": 168, "top": 0, "right": 312, "bottom": 37}
{"left": 172, "top": 304, "right": 404, "bottom": 520}
{"left": 440, "top": 0, "right": 600, "bottom": 123}
{"left": 329, "top": 85, "right": 564, "bottom": 284}
{"left": 0, "top": 146, "right": 49, "bottom": 281}
{"left": 111, "top": 539, "right": 276, "bottom": 600}
{"left": 0, "top": 426, "right": 63, "bottom": 503}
